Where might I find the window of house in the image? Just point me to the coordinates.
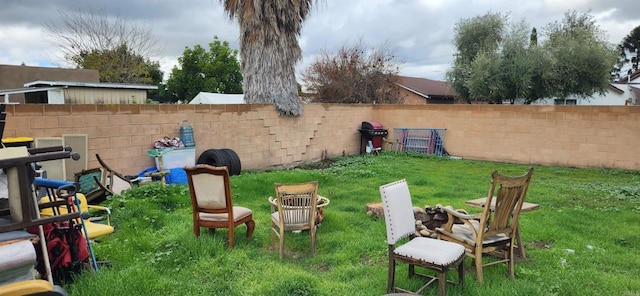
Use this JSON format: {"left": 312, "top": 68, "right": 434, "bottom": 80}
{"left": 554, "top": 99, "right": 577, "bottom": 105}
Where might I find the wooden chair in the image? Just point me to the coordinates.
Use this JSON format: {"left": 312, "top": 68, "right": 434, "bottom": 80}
{"left": 436, "top": 167, "right": 534, "bottom": 284}
{"left": 95, "top": 154, "right": 134, "bottom": 197}
{"left": 380, "top": 179, "right": 465, "bottom": 296}
{"left": 268, "top": 181, "right": 319, "bottom": 260}
{"left": 184, "top": 164, "right": 255, "bottom": 248}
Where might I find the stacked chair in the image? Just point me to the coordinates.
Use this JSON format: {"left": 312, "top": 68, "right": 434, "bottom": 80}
{"left": 0, "top": 145, "right": 85, "bottom": 295}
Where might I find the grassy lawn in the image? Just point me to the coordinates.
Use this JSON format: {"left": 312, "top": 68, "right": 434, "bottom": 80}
{"left": 66, "top": 153, "right": 640, "bottom": 295}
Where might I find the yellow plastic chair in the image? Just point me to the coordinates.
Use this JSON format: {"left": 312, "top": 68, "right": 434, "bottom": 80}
{"left": 40, "top": 193, "right": 114, "bottom": 240}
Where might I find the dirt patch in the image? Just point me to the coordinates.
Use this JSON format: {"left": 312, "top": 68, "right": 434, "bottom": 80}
{"left": 295, "top": 158, "right": 336, "bottom": 170}
{"left": 532, "top": 240, "right": 552, "bottom": 249}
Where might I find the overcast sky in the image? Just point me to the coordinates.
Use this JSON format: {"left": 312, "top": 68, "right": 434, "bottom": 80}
{"left": 1, "top": 0, "right": 639, "bottom": 82}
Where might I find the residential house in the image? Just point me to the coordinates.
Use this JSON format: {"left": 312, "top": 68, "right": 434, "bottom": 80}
{"left": 395, "top": 76, "right": 458, "bottom": 104}
{"left": 21, "top": 80, "right": 157, "bottom": 104}
{"left": 0, "top": 64, "right": 157, "bottom": 104}
{"left": 529, "top": 69, "right": 640, "bottom": 106}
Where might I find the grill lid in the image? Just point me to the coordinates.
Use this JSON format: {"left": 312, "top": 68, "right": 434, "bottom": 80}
{"left": 361, "top": 121, "right": 383, "bottom": 130}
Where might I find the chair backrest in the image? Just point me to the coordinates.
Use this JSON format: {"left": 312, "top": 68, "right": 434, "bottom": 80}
{"left": 379, "top": 179, "right": 416, "bottom": 245}
{"left": 274, "top": 181, "right": 318, "bottom": 227}
{"left": 74, "top": 168, "right": 102, "bottom": 194}
{"left": 184, "top": 164, "right": 232, "bottom": 213}
{"left": 1, "top": 146, "right": 31, "bottom": 222}
{"left": 481, "top": 168, "right": 534, "bottom": 237}
{"left": 74, "top": 167, "right": 108, "bottom": 204}
{"left": 95, "top": 154, "right": 132, "bottom": 195}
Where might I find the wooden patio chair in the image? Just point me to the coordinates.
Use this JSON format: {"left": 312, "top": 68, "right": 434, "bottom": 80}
{"left": 436, "top": 167, "right": 534, "bottom": 284}
{"left": 94, "top": 154, "right": 134, "bottom": 197}
{"left": 268, "top": 181, "right": 319, "bottom": 260}
{"left": 184, "top": 164, "right": 255, "bottom": 248}
{"left": 379, "top": 179, "right": 465, "bottom": 296}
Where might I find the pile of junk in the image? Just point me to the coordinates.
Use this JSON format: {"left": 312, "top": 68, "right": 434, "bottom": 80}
{"left": 1, "top": 105, "right": 101, "bottom": 295}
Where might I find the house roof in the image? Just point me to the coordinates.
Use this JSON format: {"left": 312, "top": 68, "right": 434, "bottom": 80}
{"left": 0, "top": 86, "right": 65, "bottom": 103}
{"left": 394, "top": 76, "right": 457, "bottom": 99}
{"left": 24, "top": 80, "right": 158, "bottom": 90}
{"left": 0, "top": 86, "right": 65, "bottom": 96}
{"left": 608, "top": 84, "right": 625, "bottom": 94}
{"left": 617, "top": 69, "right": 640, "bottom": 83}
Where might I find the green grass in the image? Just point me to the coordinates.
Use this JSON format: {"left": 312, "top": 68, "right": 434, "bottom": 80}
{"left": 66, "top": 153, "right": 640, "bottom": 295}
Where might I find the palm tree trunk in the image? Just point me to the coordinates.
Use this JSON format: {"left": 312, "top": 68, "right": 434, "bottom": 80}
{"left": 222, "top": 0, "right": 315, "bottom": 116}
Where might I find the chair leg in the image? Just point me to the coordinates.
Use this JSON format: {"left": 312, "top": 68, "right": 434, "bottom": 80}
{"left": 508, "top": 243, "right": 515, "bottom": 279}
{"left": 438, "top": 271, "right": 446, "bottom": 296}
{"left": 228, "top": 227, "right": 235, "bottom": 248}
{"left": 193, "top": 222, "right": 200, "bottom": 236}
{"left": 475, "top": 248, "right": 484, "bottom": 284}
{"left": 458, "top": 259, "right": 465, "bottom": 286}
{"left": 245, "top": 219, "right": 255, "bottom": 239}
{"left": 279, "top": 228, "right": 285, "bottom": 260}
{"left": 310, "top": 226, "right": 316, "bottom": 256}
{"left": 271, "top": 223, "right": 276, "bottom": 250}
{"left": 387, "top": 255, "right": 395, "bottom": 293}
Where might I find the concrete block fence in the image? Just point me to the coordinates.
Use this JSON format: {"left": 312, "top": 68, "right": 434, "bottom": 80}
{"left": 2, "top": 103, "right": 638, "bottom": 177}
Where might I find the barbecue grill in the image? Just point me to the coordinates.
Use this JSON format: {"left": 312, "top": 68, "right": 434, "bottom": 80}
{"left": 358, "top": 121, "right": 388, "bottom": 154}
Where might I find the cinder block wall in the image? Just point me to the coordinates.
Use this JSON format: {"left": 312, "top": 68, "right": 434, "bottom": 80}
{"left": 375, "top": 104, "right": 640, "bottom": 169}
{"left": 2, "top": 103, "right": 639, "bottom": 177}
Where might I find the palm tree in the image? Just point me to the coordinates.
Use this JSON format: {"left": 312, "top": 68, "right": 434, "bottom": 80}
{"left": 221, "top": 0, "right": 316, "bottom": 116}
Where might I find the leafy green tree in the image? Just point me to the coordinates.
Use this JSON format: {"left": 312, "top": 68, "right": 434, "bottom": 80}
{"left": 166, "top": 37, "right": 242, "bottom": 102}
{"left": 613, "top": 25, "right": 640, "bottom": 80}
{"left": 530, "top": 27, "right": 538, "bottom": 46}
{"left": 543, "top": 11, "right": 617, "bottom": 100}
{"left": 74, "top": 44, "right": 163, "bottom": 84}
{"left": 466, "top": 50, "right": 505, "bottom": 103}
{"left": 448, "top": 11, "right": 616, "bottom": 104}
{"left": 221, "top": 0, "right": 318, "bottom": 116}
{"left": 501, "top": 21, "right": 535, "bottom": 103}
{"left": 446, "top": 12, "right": 507, "bottom": 103}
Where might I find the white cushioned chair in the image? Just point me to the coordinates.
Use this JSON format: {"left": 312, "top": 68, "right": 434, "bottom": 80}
{"left": 380, "top": 179, "right": 465, "bottom": 296}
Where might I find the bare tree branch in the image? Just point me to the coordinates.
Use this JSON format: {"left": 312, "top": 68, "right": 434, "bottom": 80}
{"left": 44, "top": 7, "right": 160, "bottom": 66}
{"left": 302, "top": 41, "right": 401, "bottom": 104}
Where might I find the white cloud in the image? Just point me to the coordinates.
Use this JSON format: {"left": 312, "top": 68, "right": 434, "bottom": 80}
{"left": 1, "top": 0, "right": 639, "bottom": 83}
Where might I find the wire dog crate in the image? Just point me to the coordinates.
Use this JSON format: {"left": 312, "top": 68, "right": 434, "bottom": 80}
{"left": 391, "top": 128, "right": 447, "bottom": 156}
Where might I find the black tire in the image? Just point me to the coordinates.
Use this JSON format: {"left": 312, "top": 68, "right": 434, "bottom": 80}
{"left": 197, "top": 149, "right": 231, "bottom": 170}
{"left": 220, "top": 148, "right": 242, "bottom": 176}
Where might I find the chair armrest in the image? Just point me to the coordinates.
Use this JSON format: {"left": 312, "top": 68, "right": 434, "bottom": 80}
{"left": 441, "top": 206, "right": 481, "bottom": 220}
{"left": 87, "top": 204, "right": 110, "bottom": 213}
{"left": 439, "top": 206, "right": 481, "bottom": 233}
{"left": 87, "top": 205, "right": 111, "bottom": 225}
{"left": 268, "top": 196, "right": 277, "bottom": 213}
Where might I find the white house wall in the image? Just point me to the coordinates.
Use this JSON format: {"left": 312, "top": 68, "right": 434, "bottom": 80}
{"left": 64, "top": 87, "right": 147, "bottom": 104}
{"left": 47, "top": 89, "right": 64, "bottom": 104}
{"left": 522, "top": 83, "right": 638, "bottom": 106}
